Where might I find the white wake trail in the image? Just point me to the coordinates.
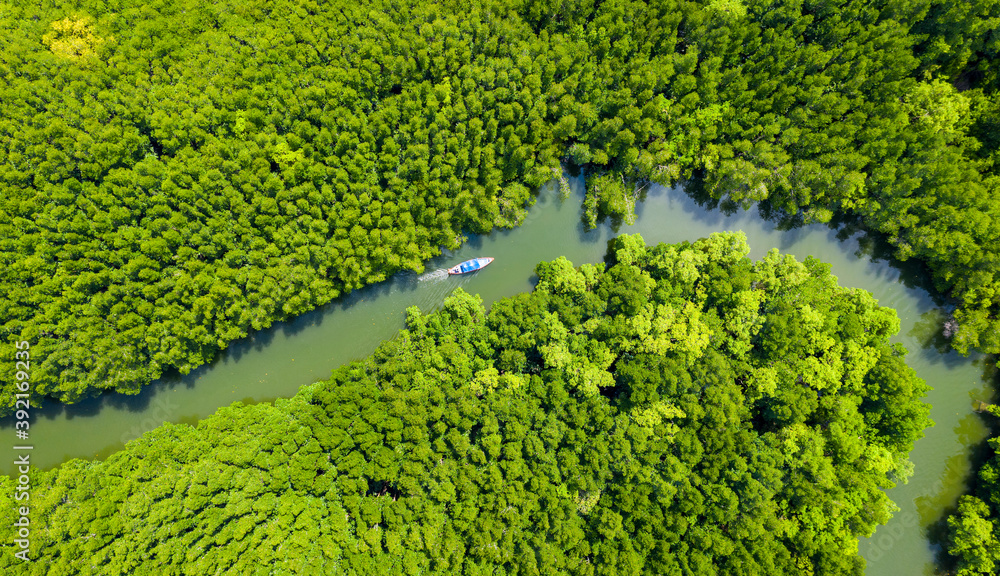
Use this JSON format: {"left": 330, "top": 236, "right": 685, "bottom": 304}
{"left": 418, "top": 269, "right": 449, "bottom": 282}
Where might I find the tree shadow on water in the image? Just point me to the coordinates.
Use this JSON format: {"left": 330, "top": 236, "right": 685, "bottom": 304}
{"left": 676, "top": 175, "right": 744, "bottom": 228}
{"left": 684, "top": 175, "right": 945, "bottom": 304}
{"left": 925, "top": 414, "right": 1000, "bottom": 574}
{"left": 918, "top": 360, "right": 1000, "bottom": 573}
{"left": 908, "top": 309, "right": 971, "bottom": 369}
{"left": 12, "top": 247, "right": 465, "bottom": 428}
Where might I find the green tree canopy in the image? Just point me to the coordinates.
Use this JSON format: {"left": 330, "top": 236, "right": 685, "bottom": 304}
{"left": 0, "top": 234, "right": 931, "bottom": 575}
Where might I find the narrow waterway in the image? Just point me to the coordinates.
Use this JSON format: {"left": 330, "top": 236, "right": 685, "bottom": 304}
{"left": 3, "top": 178, "right": 989, "bottom": 575}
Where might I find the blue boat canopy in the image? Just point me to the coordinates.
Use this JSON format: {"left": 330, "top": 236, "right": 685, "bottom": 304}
{"left": 448, "top": 257, "right": 494, "bottom": 275}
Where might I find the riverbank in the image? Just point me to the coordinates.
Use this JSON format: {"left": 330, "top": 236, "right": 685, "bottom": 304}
{"left": 3, "top": 179, "right": 990, "bottom": 575}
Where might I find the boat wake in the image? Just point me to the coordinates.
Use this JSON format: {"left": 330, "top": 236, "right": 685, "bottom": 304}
{"left": 418, "top": 269, "right": 449, "bottom": 282}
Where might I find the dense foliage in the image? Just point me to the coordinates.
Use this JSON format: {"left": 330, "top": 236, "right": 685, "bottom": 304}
{"left": 551, "top": 0, "right": 1000, "bottom": 357}
{"left": 946, "top": 456, "right": 1000, "bottom": 575}
{"left": 4, "top": 0, "right": 1000, "bottom": 567}
{"left": 4, "top": 0, "right": 999, "bottom": 415}
{"left": 910, "top": 2, "right": 1000, "bottom": 573}
{"left": 945, "top": 405, "right": 1000, "bottom": 575}
{"left": 0, "top": 235, "right": 931, "bottom": 574}
{"left": 0, "top": 0, "right": 568, "bottom": 411}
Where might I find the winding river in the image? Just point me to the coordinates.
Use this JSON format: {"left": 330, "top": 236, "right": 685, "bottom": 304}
{"left": 3, "top": 178, "right": 992, "bottom": 575}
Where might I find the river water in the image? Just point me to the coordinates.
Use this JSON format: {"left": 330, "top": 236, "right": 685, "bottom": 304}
{"left": 3, "top": 178, "right": 991, "bottom": 575}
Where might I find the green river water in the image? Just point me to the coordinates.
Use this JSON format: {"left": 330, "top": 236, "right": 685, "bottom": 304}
{"left": 3, "top": 178, "right": 993, "bottom": 574}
